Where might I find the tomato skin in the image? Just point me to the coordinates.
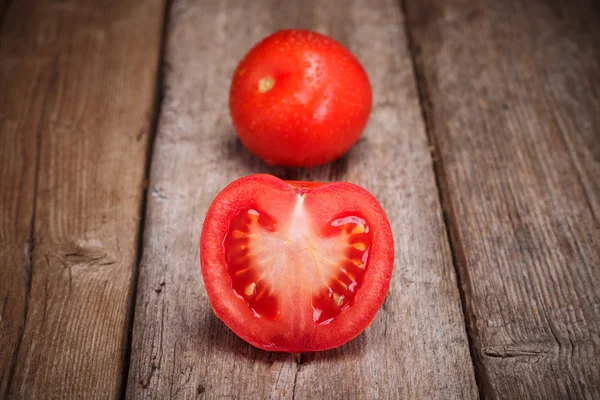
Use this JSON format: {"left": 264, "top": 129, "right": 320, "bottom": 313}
{"left": 229, "top": 30, "right": 372, "bottom": 167}
{"left": 200, "top": 175, "right": 394, "bottom": 352}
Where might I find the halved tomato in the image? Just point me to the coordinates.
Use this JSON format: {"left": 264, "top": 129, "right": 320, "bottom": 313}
{"left": 200, "top": 175, "right": 394, "bottom": 352}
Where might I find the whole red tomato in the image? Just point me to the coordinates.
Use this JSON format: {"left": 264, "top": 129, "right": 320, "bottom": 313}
{"left": 200, "top": 175, "right": 394, "bottom": 352}
{"left": 229, "top": 29, "right": 372, "bottom": 167}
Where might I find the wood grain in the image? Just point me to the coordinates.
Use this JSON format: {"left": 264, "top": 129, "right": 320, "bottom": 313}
{"left": 0, "top": 0, "right": 165, "bottom": 398}
{"left": 127, "top": 0, "right": 477, "bottom": 398}
{"left": 404, "top": 0, "right": 600, "bottom": 398}
{"left": 0, "top": 0, "right": 38, "bottom": 393}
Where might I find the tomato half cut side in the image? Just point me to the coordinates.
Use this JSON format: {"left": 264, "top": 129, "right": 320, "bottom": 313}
{"left": 200, "top": 174, "right": 394, "bottom": 352}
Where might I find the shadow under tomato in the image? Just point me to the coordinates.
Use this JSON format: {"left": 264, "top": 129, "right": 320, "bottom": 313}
{"left": 221, "top": 133, "right": 353, "bottom": 183}
{"left": 203, "top": 310, "right": 367, "bottom": 365}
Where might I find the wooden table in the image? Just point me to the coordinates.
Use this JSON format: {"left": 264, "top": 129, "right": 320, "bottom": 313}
{"left": 1, "top": 0, "right": 598, "bottom": 398}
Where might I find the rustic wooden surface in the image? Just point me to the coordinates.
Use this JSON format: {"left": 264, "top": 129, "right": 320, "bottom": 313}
{"left": 2, "top": 0, "right": 599, "bottom": 398}
{"left": 126, "top": 0, "right": 477, "bottom": 398}
{"left": 0, "top": 0, "right": 165, "bottom": 398}
{"left": 405, "top": 0, "right": 600, "bottom": 398}
{"left": 0, "top": 0, "right": 38, "bottom": 394}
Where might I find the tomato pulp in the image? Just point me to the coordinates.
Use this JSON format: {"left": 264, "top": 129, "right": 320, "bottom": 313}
{"left": 229, "top": 29, "right": 372, "bottom": 167}
{"left": 200, "top": 175, "right": 394, "bottom": 352}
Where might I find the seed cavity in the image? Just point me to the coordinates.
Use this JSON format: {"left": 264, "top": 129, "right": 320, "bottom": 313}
{"left": 225, "top": 206, "right": 280, "bottom": 320}
{"left": 333, "top": 293, "right": 344, "bottom": 307}
{"left": 225, "top": 206, "right": 372, "bottom": 325}
{"left": 311, "top": 213, "right": 372, "bottom": 325}
{"left": 352, "top": 242, "right": 366, "bottom": 251}
{"left": 245, "top": 282, "right": 256, "bottom": 296}
{"left": 232, "top": 230, "right": 245, "bottom": 239}
{"left": 352, "top": 224, "right": 365, "bottom": 234}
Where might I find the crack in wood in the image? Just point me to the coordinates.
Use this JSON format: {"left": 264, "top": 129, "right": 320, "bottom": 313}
{"left": 291, "top": 353, "right": 303, "bottom": 400}
{"left": 169, "top": 341, "right": 178, "bottom": 399}
{"left": 482, "top": 346, "right": 549, "bottom": 359}
{"left": 155, "top": 281, "right": 166, "bottom": 293}
{"left": 4, "top": 233, "right": 34, "bottom": 400}
{"left": 196, "top": 383, "right": 205, "bottom": 398}
{"left": 540, "top": 302, "right": 562, "bottom": 350}
{"left": 140, "top": 363, "right": 157, "bottom": 389}
{"left": 0, "top": 295, "right": 7, "bottom": 322}
{"left": 151, "top": 187, "right": 168, "bottom": 201}
{"left": 2, "top": 49, "right": 58, "bottom": 400}
{"left": 42, "top": 261, "right": 49, "bottom": 324}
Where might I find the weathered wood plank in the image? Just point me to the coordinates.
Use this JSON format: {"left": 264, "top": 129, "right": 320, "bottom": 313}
{"left": 127, "top": 0, "right": 477, "bottom": 398}
{"left": 0, "top": 0, "right": 38, "bottom": 393}
{"left": 404, "top": 0, "right": 600, "bottom": 398}
{"left": 0, "top": 0, "right": 165, "bottom": 397}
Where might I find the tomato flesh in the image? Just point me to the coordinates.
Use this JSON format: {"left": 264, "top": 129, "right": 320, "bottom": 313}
{"left": 201, "top": 175, "right": 393, "bottom": 352}
{"left": 225, "top": 207, "right": 280, "bottom": 320}
{"left": 311, "top": 214, "right": 371, "bottom": 325}
{"left": 224, "top": 205, "right": 372, "bottom": 324}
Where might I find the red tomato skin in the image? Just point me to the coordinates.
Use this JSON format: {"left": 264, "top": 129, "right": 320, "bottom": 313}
{"left": 229, "top": 30, "right": 372, "bottom": 167}
{"left": 200, "top": 175, "right": 394, "bottom": 352}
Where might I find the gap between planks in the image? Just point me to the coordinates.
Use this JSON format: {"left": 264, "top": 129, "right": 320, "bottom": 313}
{"left": 119, "top": 1, "right": 172, "bottom": 399}
{"left": 399, "top": 0, "right": 485, "bottom": 397}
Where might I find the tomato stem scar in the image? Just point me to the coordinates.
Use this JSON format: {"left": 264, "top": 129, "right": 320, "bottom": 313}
{"left": 258, "top": 76, "right": 275, "bottom": 93}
